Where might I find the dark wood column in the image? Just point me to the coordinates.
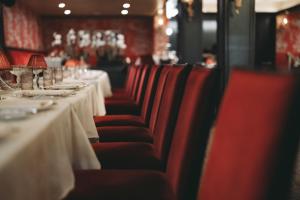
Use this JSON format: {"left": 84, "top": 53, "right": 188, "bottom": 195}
{"left": 217, "top": 0, "right": 256, "bottom": 91}
{"left": 177, "top": 0, "right": 203, "bottom": 64}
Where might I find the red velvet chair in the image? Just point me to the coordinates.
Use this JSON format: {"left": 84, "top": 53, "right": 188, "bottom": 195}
{"left": 64, "top": 68, "right": 218, "bottom": 200}
{"left": 93, "top": 65, "right": 190, "bottom": 169}
{"left": 197, "top": 69, "right": 300, "bottom": 200}
{"left": 93, "top": 65, "right": 170, "bottom": 129}
{"left": 107, "top": 65, "right": 138, "bottom": 99}
{"left": 105, "top": 65, "right": 151, "bottom": 115}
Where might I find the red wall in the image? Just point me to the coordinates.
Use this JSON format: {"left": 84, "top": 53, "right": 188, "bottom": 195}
{"left": 41, "top": 16, "right": 154, "bottom": 59}
{"left": 276, "top": 13, "right": 300, "bottom": 69}
{"left": 3, "top": 1, "right": 44, "bottom": 51}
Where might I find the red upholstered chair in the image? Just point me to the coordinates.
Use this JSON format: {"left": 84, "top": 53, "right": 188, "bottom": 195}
{"left": 93, "top": 65, "right": 170, "bottom": 129}
{"left": 64, "top": 68, "right": 218, "bottom": 200}
{"left": 92, "top": 67, "right": 218, "bottom": 173}
{"left": 105, "top": 65, "right": 151, "bottom": 115}
{"left": 197, "top": 69, "right": 300, "bottom": 200}
{"left": 93, "top": 65, "right": 190, "bottom": 169}
{"left": 107, "top": 65, "right": 138, "bottom": 99}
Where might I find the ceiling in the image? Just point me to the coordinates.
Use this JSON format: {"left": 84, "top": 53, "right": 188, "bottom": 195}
{"left": 203, "top": 0, "right": 300, "bottom": 13}
{"left": 20, "top": 0, "right": 162, "bottom": 16}
{"left": 21, "top": 0, "right": 300, "bottom": 16}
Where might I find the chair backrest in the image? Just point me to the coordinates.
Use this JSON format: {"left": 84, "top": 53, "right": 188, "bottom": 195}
{"left": 140, "top": 65, "right": 162, "bottom": 123}
{"left": 124, "top": 65, "right": 137, "bottom": 94}
{"left": 134, "top": 65, "right": 150, "bottom": 105}
{"left": 152, "top": 65, "right": 190, "bottom": 166}
{"left": 130, "top": 65, "right": 144, "bottom": 99}
{"left": 197, "top": 69, "right": 300, "bottom": 200}
{"left": 148, "top": 65, "right": 172, "bottom": 131}
{"left": 164, "top": 68, "right": 217, "bottom": 200}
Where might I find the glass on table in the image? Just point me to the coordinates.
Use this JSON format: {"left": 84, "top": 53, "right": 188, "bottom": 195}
{"left": 54, "top": 66, "right": 63, "bottom": 83}
{"left": 21, "top": 68, "right": 33, "bottom": 90}
{"left": 10, "top": 65, "right": 28, "bottom": 89}
{"left": 43, "top": 68, "right": 53, "bottom": 88}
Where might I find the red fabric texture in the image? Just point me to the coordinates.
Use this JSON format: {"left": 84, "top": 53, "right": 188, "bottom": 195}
{"left": 129, "top": 65, "right": 143, "bottom": 99}
{"left": 198, "top": 69, "right": 299, "bottom": 200}
{"left": 105, "top": 66, "right": 150, "bottom": 115}
{"left": 152, "top": 65, "right": 188, "bottom": 164}
{"left": 94, "top": 115, "right": 145, "bottom": 127}
{"left": 93, "top": 66, "right": 187, "bottom": 170}
{"left": 106, "top": 66, "right": 137, "bottom": 100}
{"left": 93, "top": 142, "right": 162, "bottom": 170}
{"left": 98, "top": 126, "right": 153, "bottom": 143}
{"left": 94, "top": 66, "right": 169, "bottom": 128}
{"left": 105, "top": 100, "right": 140, "bottom": 115}
{"left": 65, "top": 170, "right": 176, "bottom": 200}
{"left": 165, "top": 67, "right": 217, "bottom": 200}
{"left": 65, "top": 67, "right": 217, "bottom": 200}
{"left": 139, "top": 65, "right": 161, "bottom": 123}
{"left": 6, "top": 49, "right": 45, "bottom": 65}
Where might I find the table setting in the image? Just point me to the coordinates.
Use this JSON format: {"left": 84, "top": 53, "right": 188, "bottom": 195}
{"left": 0, "top": 51, "right": 111, "bottom": 200}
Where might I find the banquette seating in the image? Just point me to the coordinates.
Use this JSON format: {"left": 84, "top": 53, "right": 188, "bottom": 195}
{"left": 66, "top": 68, "right": 300, "bottom": 200}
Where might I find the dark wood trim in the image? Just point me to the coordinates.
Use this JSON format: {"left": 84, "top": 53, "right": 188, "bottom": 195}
{"left": 249, "top": 0, "right": 256, "bottom": 68}
{"left": 0, "top": 0, "right": 15, "bottom": 7}
{"left": 217, "top": 0, "right": 229, "bottom": 94}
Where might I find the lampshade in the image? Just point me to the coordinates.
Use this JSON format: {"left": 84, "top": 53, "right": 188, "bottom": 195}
{"left": 27, "top": 54, "right": 48, "bottom": 69}
{"left": 0, "top": 50, "right": 11, "bottom": 70}
{"left": 65, "top": 59, "right": 80, "bottom": 68}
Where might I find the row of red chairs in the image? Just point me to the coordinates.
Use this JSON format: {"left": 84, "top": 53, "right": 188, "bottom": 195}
{"left": 65, "top": 65, "right": 300, "bottom": 200}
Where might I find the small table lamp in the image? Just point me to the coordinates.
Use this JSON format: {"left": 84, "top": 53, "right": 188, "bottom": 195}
{"left": 65, "top": 58, "right": 80, "bottom": 79}
{"left": 65, "top": 58, "right": 80, "bottom": 68}
{"left": 27, "top": 54, "right": 48, "bottom": 89}
{"left": 0, "top": 49, "right": 13, "bottom": 90}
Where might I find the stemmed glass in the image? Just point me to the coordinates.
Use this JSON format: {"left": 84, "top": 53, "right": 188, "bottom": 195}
{"left": 10, "top": 65, "right": 27, "bottom": 89}
{"left": 27, "top": 54, "right": 48, "bottom": 89}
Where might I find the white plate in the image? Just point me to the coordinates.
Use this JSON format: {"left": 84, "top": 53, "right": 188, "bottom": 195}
{"left": 45, "top": 84, "right": 82, "bottom": 90}
{"left": 16, "top": 90, "right": 75, "bottom": 97}
{"left": 0, "top": 108, "right": 29, "bottom": 121}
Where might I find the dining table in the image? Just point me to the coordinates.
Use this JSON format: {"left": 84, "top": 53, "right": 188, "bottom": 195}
{"left": 0, "top": 69, "right": 112, "bottom": 200}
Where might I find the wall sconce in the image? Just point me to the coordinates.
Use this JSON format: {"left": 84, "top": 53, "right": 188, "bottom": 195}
{"left": 181, "top": 0, "right": 194, "bottom": 18}
{"left": 233, "top": 0, "right": 242, "bottom": 14}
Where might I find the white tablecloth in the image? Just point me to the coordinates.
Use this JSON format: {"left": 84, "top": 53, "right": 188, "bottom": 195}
{"left": 64, "top": 70, "right": 112, "bottom": 118}
{"left": 0, "top": 70, "right": 112, "bottom": 200}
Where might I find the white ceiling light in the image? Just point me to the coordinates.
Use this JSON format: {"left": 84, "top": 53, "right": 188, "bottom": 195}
{"left": 121, "top": 10, "right": 128, "bottom": 15}
{"left": 283, "top": 17, "right": 288, "bottom": 25}
{"left": 58, "top": 3, "right": 65, "bottom": 8}
{"left": 123, "top": 3, "right": 130, "bottom": 9}
{"left": 166, "top": 0, "right": 178, "bottom": 19}
{"left": 158, "top": 18, "right": 164, "bottom": 26}
{"left": 64, "top": 9, "right": 71, "bottom": 15}
{"left": 158, "top": 8, "right": 164, "bottom": 15}
{"left": 166, "top": 28, "right": 173, "bottom": 36}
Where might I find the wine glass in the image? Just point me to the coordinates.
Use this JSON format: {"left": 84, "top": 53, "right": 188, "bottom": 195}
{"left": 10, "top": 65, "right": 27, "bottom": 89}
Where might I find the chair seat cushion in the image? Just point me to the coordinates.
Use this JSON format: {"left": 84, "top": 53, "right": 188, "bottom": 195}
{"left": 93, "top": 142, "right": 162, "bottom": 170}
{"left": 65, "top": 169, "right": 176, "bottom": 200}
{"left": 94, "top": 115, "right": 146, "bottom": 127}
{"left": 105, "top": 100, "right": 140, "bottom": 115}
{"left": 98, "top": 126, "right": 153, "bottom": 143}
